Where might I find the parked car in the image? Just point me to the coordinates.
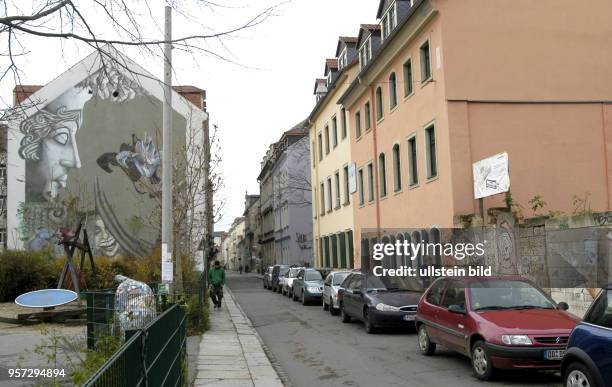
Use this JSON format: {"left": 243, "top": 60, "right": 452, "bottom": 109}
{"left": 262, "top": 266, "right": 273, "bottom": 289}
{"left": 416, "top": 276, "right": 581, "bottom": 381}
{"left": 292, "top": 268, "right": 324, "bottom": 305}
{"left": 562, "top": 284, "right": 612, "bottom": 387}
{"left": 322, "top": 271, "right": 352, "bottom": 315}
{"left": 338, "top": 273, "right": 421, "bottom": 333}
{"left": 282, "top": 267, "right": 303, "bottom": 297}
{"left": 271, "top": 264, "right": 290, "bottom": 292}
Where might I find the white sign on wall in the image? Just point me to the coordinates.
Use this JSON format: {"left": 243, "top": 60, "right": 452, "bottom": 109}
{"left": 472, "top": 152, "right": 510, "bottom": 199}
{"left": 348, "top": 163, "right": 357, "bottom": 193}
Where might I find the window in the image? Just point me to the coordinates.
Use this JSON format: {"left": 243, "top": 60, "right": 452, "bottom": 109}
{"left": 441, "top": 281, "right": 466, "bottom": 309}
{"left": 367, "top": 162, "right": 374, "bottom": 202}
{"left": 365, "top": 102, "right": 372, "bottom": 130}
{"left": 343, "top": 165, "right": 350, "bottom": 204}
{"left": 420, "top": 39, "right": 432, "bottom": 82}
{"left": 389, "top": 72, "right": 397, "bottom": 109}
{"left": 332, "top": 116, "right": 338, "bottom": 148}
{"left": 403, "top": 59, "right": 413, "bottom": 96}
{"left": 318, "top": 133, "right": 323, "bottom": 161}
{"left": 320, "top": 183, "right": 325, "bottom": 215}
{"left": 425, "top": 124, "right": 437, "bottom": 178}
{"left": 358, "top": 169, "right": 365, "bottom": 205}
{"left": 359, "top": 38, "right": 372, "bottom": 68}
{"left": 408, "top": 136, "right": 418, "bottom": 185}
{"left": 381, "top": 2, "right": 397, "bottom": 40}
{"left": 334, "top": 171, "right": 341, "bottom": 209}
{"left": 355, "top": 111, "right": 362, "bottom": 138}
{"left": 426, "top": 279, "right": 446, "bottom": 306}
{"left": 392, "top": 144, "right": 401, "bottom": 192}
{"left": 324, "top": 125, "right": 330, "bottom": 155}
{"left": 379, "top": 153, "right": 387, "bottom": 197}
{"left": 375, "top": 87, "right": 383, "bottom": 121}
{"left": 338, "top": 49, "right": 347, "bottom": 70}
{"left": 341, "top": 108, "right": 347, "bottom": 139}
{"left": 327, "top": 177, "right": 332, "bottom": 212}
{"left": 585, "top": 290, "right": 612, "bottom": 329}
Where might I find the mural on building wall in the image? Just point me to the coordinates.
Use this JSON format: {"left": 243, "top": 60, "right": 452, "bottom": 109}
{"left": 15, "top": 65, "right": 178, "bottom": 257}
{"left": 96, "top": 132, "right": 161, "bottom": 196}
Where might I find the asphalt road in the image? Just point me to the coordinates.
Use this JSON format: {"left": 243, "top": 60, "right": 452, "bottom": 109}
{"left": 226, "top": 272, "right": 562, "bottom": 387}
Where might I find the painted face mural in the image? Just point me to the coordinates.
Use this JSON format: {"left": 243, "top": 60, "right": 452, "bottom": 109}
{"left": 19, "top": 87, "right": 91, "bottom": 201}
{"left": 95, "top": 218, "right": 120, "bottom": 257}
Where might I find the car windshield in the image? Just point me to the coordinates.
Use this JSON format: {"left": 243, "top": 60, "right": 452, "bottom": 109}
{"left": 288, "top": 268, "right": 301, "bottom": 277}
{"left": 332, "top": 272, "right": 350, "bottom": 285}
{"left": 358, "top": 275, "right": 420, "bottom": 291}
{"left": 469, "top": 279, "right": 556, "bottom": 311}
{"left": 280, "top": 267, "right": 290, "bottom": 275}
{"left": 305, "top": 271, "right": 323, "bottom": 281}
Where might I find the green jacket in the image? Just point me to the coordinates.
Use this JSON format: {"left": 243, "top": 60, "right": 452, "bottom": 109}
{"left": 208, "top": 266, "right": 225, "bottom": 286}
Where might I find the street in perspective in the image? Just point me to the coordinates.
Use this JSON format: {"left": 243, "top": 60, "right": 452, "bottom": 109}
{"left": 0, "top": 1, "right": 611, "bottom": 387}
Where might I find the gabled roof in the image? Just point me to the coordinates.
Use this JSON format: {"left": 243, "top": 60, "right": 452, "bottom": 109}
{"left": 324, "top": 58, "right": 338, "bottom": 74}
{"left": 9, "top": 44, "right": 207, "bottom": 126}
{"left": 357, "top": 24, "right": 381, "bottom": 48}
{"left": 335, "top": 36, "right": 358, "bottom": 57}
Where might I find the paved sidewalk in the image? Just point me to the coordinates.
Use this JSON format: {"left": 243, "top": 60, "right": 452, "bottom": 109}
{"left": 195, "top": 287, "right": 284, "bottom": 387}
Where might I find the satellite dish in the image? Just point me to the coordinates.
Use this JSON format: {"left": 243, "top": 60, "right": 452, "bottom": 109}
{"left": 15, "top": 289, "right": 78, "bottom": 308}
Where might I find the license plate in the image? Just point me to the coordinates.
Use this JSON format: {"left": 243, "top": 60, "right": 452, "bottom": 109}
{"left": 544, "top": 349, "right": 565, "bottom": 360}
{"left": 403, "top": 314, "right": 415, "bottom": 321}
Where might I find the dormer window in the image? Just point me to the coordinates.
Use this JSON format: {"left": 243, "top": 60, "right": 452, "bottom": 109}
{"left": 326, "top": 71, "right": 333, "bottom": 87}
{"left": 381, "top": 1, "right": 397, "bottom": 40}
{"left": 359, "top": 38, "right": 372, "bottom": 69}
{"left": 338, "top": 48, "right": 348, "bottom": 71}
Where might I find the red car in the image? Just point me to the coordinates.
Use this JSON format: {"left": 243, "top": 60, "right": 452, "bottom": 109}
{"left": 415, "top": 276, "right": 581, "bottom": 380}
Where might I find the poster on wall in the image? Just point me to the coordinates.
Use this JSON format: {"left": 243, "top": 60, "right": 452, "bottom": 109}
{"left": 472, "top": 152, "right": 510, "bottom": 199}
{"left": 161, "top": 243, "right": 173, "bottom": 282}
{"left": 348, "top": 163, "right": 357, "bottom": 193}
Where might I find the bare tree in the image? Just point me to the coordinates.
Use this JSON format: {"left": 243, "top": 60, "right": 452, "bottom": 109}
{"left": 0, "top": 0, "right": 282, "bottom": 108}
{"left": 273, "top": 135, "right": 312, "bottom": 208}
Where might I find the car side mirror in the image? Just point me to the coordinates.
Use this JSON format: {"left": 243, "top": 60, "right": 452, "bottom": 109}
{"left": 557, "top": 301, "right": 569, "bottom": 311}
{"left": 448, "top": 305, "right": 466, "bottom": 314}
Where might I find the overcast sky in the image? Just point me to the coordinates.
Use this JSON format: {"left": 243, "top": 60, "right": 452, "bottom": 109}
{"left": 0, "top": 0, "right": 376, "bottom": 231}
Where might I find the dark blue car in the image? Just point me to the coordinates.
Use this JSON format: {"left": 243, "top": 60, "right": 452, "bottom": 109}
{"left": 562, "top": 284, "right": 612, "bottom": 387}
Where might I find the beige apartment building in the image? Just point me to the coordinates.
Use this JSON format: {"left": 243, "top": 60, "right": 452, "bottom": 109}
{"left": 337, "top": 0, "right": 612, "bottom": 269}
{"left": 308, "top": 37, "right": 361, "bottom": 269}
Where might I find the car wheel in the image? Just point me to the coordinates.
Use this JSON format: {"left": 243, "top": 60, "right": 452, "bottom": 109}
{"left": 471, "top": 341, "right": 495, "bottom": 380}
{"left": 564, "top": 362, "right": 595, "bottom": 387}
{"left": 323, "top": 298, "right": 329, "bottom": 311}
{"left": 363, "top": 308, "right": 376, "bottom": 334}
{"left": 340, "top": 304, "right": 351, "bottom": 323}
{"left": 329, "top": 298, "right": 337, "bottom": 315}
{"left": 302, "top": 292, "right": 307, "bottom": 305}
{"left": 417, "top": 325, "right": 436, "bottom": 356}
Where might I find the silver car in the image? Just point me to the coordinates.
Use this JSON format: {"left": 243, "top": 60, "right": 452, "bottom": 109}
{"left": 282, "top": 267, "right": 303, "bottom": 297}
{"left": 322, "top": 271, "right": 352, "bottom": 315}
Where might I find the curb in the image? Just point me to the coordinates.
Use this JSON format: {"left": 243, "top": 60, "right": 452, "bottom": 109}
{"left": 224, "top": 287, "right": 293, "bottom": 387}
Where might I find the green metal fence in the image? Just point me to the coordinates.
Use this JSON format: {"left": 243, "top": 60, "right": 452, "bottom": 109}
{"left": 83, "top": 303, "right": 187, "bottom": 387}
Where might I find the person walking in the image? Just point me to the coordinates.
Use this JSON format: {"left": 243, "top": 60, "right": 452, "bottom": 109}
{"left": 208, "top": 260, "right": 225, "bottom": 308}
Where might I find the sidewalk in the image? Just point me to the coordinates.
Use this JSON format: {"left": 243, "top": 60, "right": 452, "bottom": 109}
{"left": 195, "top": 286, "right": 284, "bottom": 387}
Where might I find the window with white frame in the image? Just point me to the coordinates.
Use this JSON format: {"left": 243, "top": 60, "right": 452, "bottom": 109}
{"left": 381, "top": 1, "right": 397, "bottom": 40}
{"left": 367, "top": 162, "right": 374, "bottom": 202}
{"left": 425, "top": 123, "right": 438, "bottom": 178}
{"left": 324, "top": 125, "right": 330, "bottom": 154}
{"left": 343, "top": 165, "right": 350, "bottom": 204}
{"left": 359, "top": 38, "right": 372, "bottom": 69}
{"left": 332, "top": 116, "right": 338, "bottom": 148}
{"left": 338, "top": 49, "right": 348, "bottom": 70}
{"left": 327, "top": 177, "right": 333, "bottom": 212}
{"left": 341, "top": 108, "right": 347, "bottom": 139}
{"left": 318, "top": 133, "right": 323, "bottom": 161}
{"left": 389, "top": 72, "right": 397, "bottom": 109}
{"left": 355, "top": 110, "right": 362, "bottom": 138}
{"left": 408, "top": 135, "right": 418, "bottom": 186}
{"left": 379, "top": 153, "right": 387, "bottom": 197}
{"left": 392, "top": 144, "right": 402, "bottom": 192}
{"left": 320, "top": 183, "right": 325, "bottom": 215}
{"left": 334, "top": 171, "right": 341, "bottom": 208}
{"left": 365, "top": 102, "right": 372, "bottom": 130}
{"left": 403, "top": 58, "right": 413, "bottom": 97}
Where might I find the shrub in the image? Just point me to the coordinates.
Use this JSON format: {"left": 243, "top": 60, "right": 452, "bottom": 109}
{"left": 0, "top": 250, "right": 62, "bottom": 302}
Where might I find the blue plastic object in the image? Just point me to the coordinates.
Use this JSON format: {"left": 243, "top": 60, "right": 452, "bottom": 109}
{"left": 15, "top": 289, "right": 78, "bottom": 308}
